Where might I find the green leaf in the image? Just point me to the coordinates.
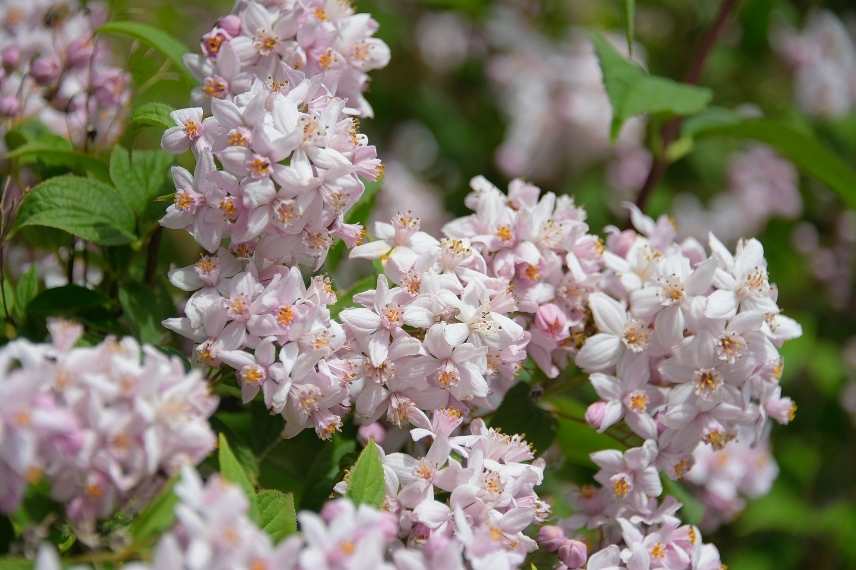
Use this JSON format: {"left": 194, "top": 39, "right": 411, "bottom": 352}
{"left": 128, "top": 477, "right": 178, "bottom": 544}
{"left": 258, "top": 490, "right": 297, "bottom": 542}
{"left": 28, "top": 285, "right": 111, "bottom": 318}
{"left": 346, "top": 441, "right": 385, "bottom": 508}
{"left": 0, "top": 558, "right": 33, "bottom": 570}
{"left": 590, "top": 31, "right": 712, "bottom": 140}
{"left": 218, "top": 433, "right": 261, "bottom": 523}
{"left": 549, "top": 397, "right": 627, "bottom": 467}
{"left": 129, "top": 102, "right": 176, "bottom": 131}
{"left": 329, "top": 275, "right": 377, "bottom": 318}
{"left": 98, "top": 22, "right": 193, "bottom": 83}
{"left": 6, "top": 140, "right": 109, "bottom": 180}
{"left": 686, "top": 116, "right": 856, "bottom": 208}
{"left": 118, "top": 283, "right": 174, "bottom": 344}
{"left": 490, "top": 382, "right": 557, "bottom": 455}
{"left": 624, "top": 0, "right": 636, "bottom": 55}
{"left": 13, "top": 267, "right": 39, "bottom": 323}
{"left": 109, "top": 146, "right": 174, "bottom": 216}
{"left": 14, "top": 176, "right": 136, "bottom": 246}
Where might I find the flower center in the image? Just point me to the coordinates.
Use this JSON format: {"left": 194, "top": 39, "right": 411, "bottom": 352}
{"left": 195, "top": 255, "right": 218, "bottom": 275}
{"left": 612, "top": 477, "right": 631, "bottom": 498}
{"left": 623, "top": 321, "right": 650, "bottom": 352}
{"left": 276, "top": 305, "right": 295, "bottom": 327}
{"left": 694, "top": 368, "right": 722, "bottom": 397}
{"left": 241, "top": 365, "right": 265, "bottom": 384}
{"left": 628, "top": 391, "right": 649, "bottom": 413}
{"left": 183, "top": 119, "right": 200, "bottom": 140}
{"left": 249, "top": 156, "right": 271, "bottom": 177}
{"left": 174, "top": 190, "right": 195, "bottom": 211}
{"left": 496, "top": 225, "right": 513, "bottom": 242}
{"left": 650, "top": 543, "right": 666, "bottom": 560}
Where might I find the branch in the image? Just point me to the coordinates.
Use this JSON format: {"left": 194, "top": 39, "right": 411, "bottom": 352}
{"left": 634, "top": 0, "right": 741, "bottom": 211}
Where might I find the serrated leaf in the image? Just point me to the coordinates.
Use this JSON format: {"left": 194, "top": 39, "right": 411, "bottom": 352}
{"left": 98, "top": 22, "right": 193, "bottom": 83}
{"left": 591, "top": 31, "right": 712, "bottom": 140}
{"left": 258, "top": 490, "right": 297, "bottom": 542}
{"left": 490, "top": 382, "right": 557, "bottom": 455}
{"left": 128, "top": 477, "right": 178, "bottom": 543}
{"left": 109, "top": 146, "right": 173, "bottom": 216}
{"left": 13, "top": 266, "right": 39, "bottom": 323}
{"left": 129, "top": 102, "right": 176, "bottom": 131}
{"left": 347, "top": 441, "right": 385, "bottom": 507}
{"left": 14, "top": 176, "right": 136, "bottom": 246}
{"left": 687, "top": 116, "right": 856, "bottom": 208}
{"left": 218, "top": 433, "right": 261, "bottom": 523}
{"left": 625, "top": 0, "right": 636, "bottom": 55}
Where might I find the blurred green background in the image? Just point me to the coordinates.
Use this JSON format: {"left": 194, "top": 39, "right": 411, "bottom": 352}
{"left": 106, "top": 1, "right": 856, "bottom": 568}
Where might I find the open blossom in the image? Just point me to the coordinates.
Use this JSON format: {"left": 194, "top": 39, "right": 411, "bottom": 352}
{"left": 0, "top": 321, "right": 217, "bottom": 531}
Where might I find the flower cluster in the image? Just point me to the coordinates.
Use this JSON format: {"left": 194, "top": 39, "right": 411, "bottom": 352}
{"left": 160, "top": 0, "right": 389, "bottom": 268}
{"left": 572, "top": 202, "right": 801, "bottom": 477}
{"left": 773, "top": 9, "right": 856, "bottom": 118}
{"left": 685, "top": 438, "right": 778, "bottom": 530}
{"left": 0, "top": 320, "right": 217, "bottom": 531}
{"left": 0, "top": 0, "right": 130, "bottom": 148}
{"left": 342, "top": 411, "right": 547, "bottom": 569}
{"left": 674, "top": 144, "right": 801, "bottom": 244}
{"left": 551, "top": 443, "right": 725, "bottom": 570}
{"left": 486, "top": 7, "right": 650, "bottom": 195}
{"left": 443, "top": 176, "right": 603, "bottom": 380}
{"left": 38, "top": 427, "right": 546, "bottom": 570}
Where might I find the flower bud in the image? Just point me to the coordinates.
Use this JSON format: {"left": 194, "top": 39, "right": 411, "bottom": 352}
{"left": 320, "top": 498, "right": 350, "bottom": 523}
{"left": 31, "top": 56, "right": 62, "bottom": 85}
{"left": 0, "top": 95, "right": 20, "bottom": 117}
{"left": 558, "top": 539, "right": 588, "bottom": 569}
{"left": 2, "top": 46, "right": 20, "bottom": 69}
{"left": 218, "top": 15, "right": 241, "bottom": 37}
{"left": 585, "top": 401, "right": 607, "bottom": 430}
{"left": 66, "top": 38, "right": 95, "bottom": 67}
{"left": 537, "top": 525, "right": 566, "bottom": 552}
{"left": 535, "top": 303, "right": 567, "bottom": 338}
{"left": 358, "top": 422, "right": 386, "bottom": 445}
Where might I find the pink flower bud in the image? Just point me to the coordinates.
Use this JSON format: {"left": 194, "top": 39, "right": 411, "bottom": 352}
{"left": 558, "top": 539, "right": 588, "bottom": 569}
{"left": 606, "top": 229, "right": 637, "bottom": 257}
{"left": 31, "top": 56, "right": 61, "bottom": 85}
{"left": 537, "top": 525, "right": 566, "bottom": 552}
{"left": 0, "top": 95, "right": 20, "bottom": 117}
{"left": 66, "top": 38, "right": 95, "bottom": 67}
{"left": 585, "top": 401, "right": 607, "bottom": 430}
{"left": 320, "top": 498, "right": 350, "bottom": 523}
{"left": 358, "top": 422, "right": 386, "bottom": 445}
{"left": 2, "top": 46, "right": 20, "bottom": 69}
{"left": 411, "top": 522, "right": 431, "bottom": 541}
{"left": 535, "top": 303, "right": 567, "bottom": 338}
{"left": 218, "top": 15, "right": 242, "bottom": 37}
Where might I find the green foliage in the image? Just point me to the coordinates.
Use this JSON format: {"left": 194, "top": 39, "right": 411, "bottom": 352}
{"left": 5, "top": 140, "right": 109, "bottom": 181}
{"left": 0, "top": 558, "right": 33, "bottom": 570}
{"left": 98, "top": 22, "right": 194, "bottom": 83}
{"left": 624, "top": 0, "right": 636, "bottom": 55}
{"left": 590, "top": 31, "right": 712, "bottom": 140}
{"left": 129, "top": 102, "right": 176, "bottom": 131}
{"left": 346, "top": 441, "right": 385, "bottom": 508}
{"left": 684, "top": 112, "right": 856, "bottom": 208}
{"left": 329, "top": 275, "right": 378, "bottom": 318}
{"left": 218, "top": 433, "right": 262, "bottom": 523}
{"left": 258, "top": 490, "right": 298, "bottom": 542}
{"left": 128, "top": 478, "right": 178, "bottom": 544}
{"left": 14, "top": 176, "right": 137, "bottom": 246}
{"left": 12, "top": 267, "right": 39, "bottom": 324}
{"left": 109, "top": 146, "right": 174, "bottom": 218}
{"left": 118, "top": 282, "right": 174, "bottom": 343}
{"left": 490, "top": 382, "right": 557, "bottom": 455}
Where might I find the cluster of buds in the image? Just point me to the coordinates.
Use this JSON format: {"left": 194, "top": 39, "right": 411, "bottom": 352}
{"left": 160, "top": 0, "right": 389, "bottom": 268}
{"left": 0, "top": 1, "right": 130, "bottom": 148}
{"left": 684, "top": 438, "right": 778, "bottom": 530}
{"left": 0, "top": 320, "right": 217, "bottom": 532}
{"left": 340, "top": 411, "right": 548, "bottom": 568}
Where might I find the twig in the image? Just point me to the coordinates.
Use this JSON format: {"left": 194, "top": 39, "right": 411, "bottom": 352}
{"left": 634, "top": 0, "right": 741, "bottom": 211}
